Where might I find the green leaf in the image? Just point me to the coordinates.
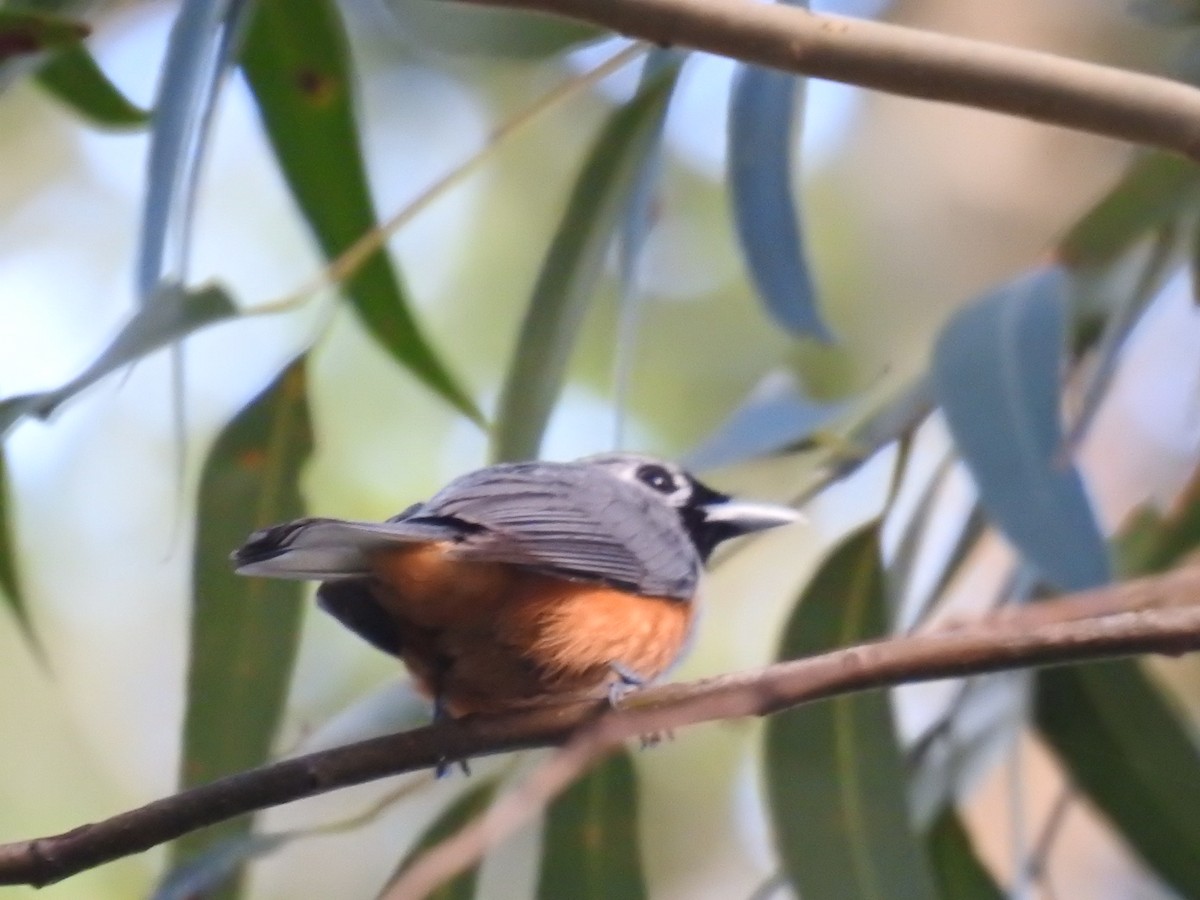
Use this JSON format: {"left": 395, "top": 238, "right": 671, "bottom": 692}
{"left": 1059, "top": 153, "right": 1200, "bottom": 266}
{"left": 1115, "top": 474, "right": 1200, "bottom": 577}
{"left": 35, "top": 45, "right": 150, "bottom": 127}
{"left": 239, "top": 0, "right": 481, "bottom": 424}
{"left": 382, "top": 779, "right": 500, "bottom": 900}
{"left": 385, "top": 0, "right": 599, "bottom": 58}
{"left": 171, "top": 357, "right": 313, "bottom": 895}
{"left": 537, "top": 749, "right": 647, "bottom": 900}
{"left": 765, "top": 526, "right": 938, "bottom": 900}
{"left": 0, "top": 449, "right": 36, "bottom": 648}
{"left": 0, "top": 283, "right": 238, "bottom": 438}
{"left": 490, "top": 63, "right": 681, "bottom": 463}
{"left": 0, "top": 8, "right": 88, "bottom": 61}
{"left": 1036, "top": 661, "right": 1200, "bottom": 898}
{"left": 926, "top": 809, "right": 1002, "bottom": 900}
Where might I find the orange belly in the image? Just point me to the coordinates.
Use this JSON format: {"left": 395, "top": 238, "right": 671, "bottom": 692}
{"left": 366, "top": 543, "right": 695, "bottom": 715}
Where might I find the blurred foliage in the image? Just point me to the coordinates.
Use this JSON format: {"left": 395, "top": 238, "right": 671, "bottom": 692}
{"left": 537, "top": 751, "right": 646, "bottom": 899}
{"left": 173, "top": 357, "right": 313, "bottom": 893}
{"left": 0, "top": 0, "right": 1198, "bottom": 898}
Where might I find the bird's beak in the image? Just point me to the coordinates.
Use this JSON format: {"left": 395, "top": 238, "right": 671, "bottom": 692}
{"left": 700, "top": 498, "right": 804, "bottom": 535}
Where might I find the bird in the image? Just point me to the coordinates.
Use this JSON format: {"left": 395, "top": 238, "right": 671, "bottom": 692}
{"left": 231, "top": 453, "right": 800, "bottom": 719}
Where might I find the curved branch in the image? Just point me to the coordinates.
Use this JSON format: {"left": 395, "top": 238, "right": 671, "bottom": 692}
{"left": 0, "top": 565, "right": 1198, "bottom": 888}
{"left": 456, "top": 0, "right": 1200, "bottom": 161}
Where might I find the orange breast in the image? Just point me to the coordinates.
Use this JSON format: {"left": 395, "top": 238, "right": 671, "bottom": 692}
{"left": 364, "top": 543, "right": 695, "bottom": 715}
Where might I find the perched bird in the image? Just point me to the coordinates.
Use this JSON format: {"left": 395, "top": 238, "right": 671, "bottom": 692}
{"left": 232, "top": 453, "right": 799, "bottom": 717}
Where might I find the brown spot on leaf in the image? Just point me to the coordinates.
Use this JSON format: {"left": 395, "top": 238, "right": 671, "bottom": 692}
{"left": 294, "top": 67, "right": 338, "bottom": 107}
{"left": 238, "top": 448, "right": 267, "bottom": 471}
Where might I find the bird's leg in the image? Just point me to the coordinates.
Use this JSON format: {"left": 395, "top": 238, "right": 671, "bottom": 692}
{"left": 430, "top": 665, "right": 470, "bottom": 778}
{"left": 608, "top": 662, "right": 673, "bottom": 748}
{"left": 607, "top": 662, "right": 645, "bottom": 706}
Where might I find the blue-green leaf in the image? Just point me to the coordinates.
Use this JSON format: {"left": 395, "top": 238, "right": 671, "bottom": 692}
{"left": 490, "top": 61, "right": 681, "bottom": 463}
{"left": 1036, "top": 661, "right": 1200, "bottom": 897}
{"left": 383, "top": 779, "right": 500, "bottom": 900}
{"left": 0, "top": 283, "right": 238, "bottom": 438}
{"left": 728, "top": 9, "right": 831, "bottom": 341}
{"left": 35, "top": 45, "right": 150, "bottom": 127}
{"left": 138, "top": 0, "right": 250, "bottom": 300}
{"left": 171, "top": 357, "right": 313, "bottom": 895}
{"left": 933, "top": 266, "right": 1110, "bottom": 591}
{"left": 239, "top": 0, "right": 481, "bottom": 424}
{"left": 765, "top": 525, "right": 937, "bottom": 900}
{"left": 154, "top": 832, "right": 290, "bottom": 900}
{"left": 685, "top": 370, "right": 842, "bottom": 471}
{"left": 537, "top": 750, "right": 646, "bottom": 900}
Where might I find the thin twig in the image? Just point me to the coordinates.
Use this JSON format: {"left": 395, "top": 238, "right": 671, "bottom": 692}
{"left": 249, "top": 40, "right": 648, "bottom": 318}
{"left": 456, "top": 0, "right": 1200, "bottom": 161}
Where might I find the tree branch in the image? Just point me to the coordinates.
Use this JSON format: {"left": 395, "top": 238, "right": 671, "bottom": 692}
{"left": 1, "top": 565, "right": 1200, "bottom": 889}
{"left": 455, "top": 0, "right": 1200, "bottom": 162}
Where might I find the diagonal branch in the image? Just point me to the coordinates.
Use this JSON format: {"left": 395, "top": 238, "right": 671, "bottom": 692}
{"left": 454, "top": 0, "right": 1200, "bottom": 162}
{"left": 1, "top": 565, "right": 1199, "bottom": 889}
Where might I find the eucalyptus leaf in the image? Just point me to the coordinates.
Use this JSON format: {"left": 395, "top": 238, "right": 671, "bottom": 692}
{"left": 384, "top": 0, "right": 598, "bottom": 58}
{"left": 933, "top": 266, "right": 1110, "bottom": 591}
{"left": 171, "top": 357, "right": 313, "bottom": 896}
{"left": 0, "top": 449, "right": 35, "bottom": 649}
{"left": 383, "top": 779, "right": 500, "bottom": 900}
{"left": 240, "top": 0, "right": 481, "bottom": 423}
{"left": 926, "top": 809, "right": 1003, "bottom": 900}
{"left": 0, "top": 8, "right": 87, "bottom": 61}
{"left": 36, "top": 45, "right": 150, "bottom": 127}
{"left": 0, "top": 283, "right": 238, "bottom": 438}
{"left": 537, "top": 750, "right": 646, "bottom": 900}
{"left": 765, "top": 526, "right": 937, "bottom": 900}
{"left": 1036, "top": 662, "right": 1200, "bottom": 898}
{"left": 1059, "top": 153, "right": 1200, "bottom": 267}
{"left": 727, "top": 5, "right": 831, "bottom": 341}
{"left": 491, "top": 61, "right": 681, "bottom": 462}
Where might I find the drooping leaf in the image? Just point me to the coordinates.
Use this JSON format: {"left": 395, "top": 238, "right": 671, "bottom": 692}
{"left": 685, "top": 369, "right": 843, "bottom": 471}
{"left": 727, "top": 9, "right": 832, "bottom": 341}
{"left": 1058, "top": 152, "right": 1200, "bottom": 267}
{"left": 0, "top": 283, "right": 238, "bottom": 438}
{"left": 137, "top": 0, "right": 251, "bottom": 301}
{"left": 36, "top": 45, "right": 150, "bottom": 127}
{"left": 382, "top": 779, "right": 500, "bottom": 900}
{"left": 384, "top": 0, "right": 598, "bottom": 58}
{"left": 0, "top": 8, "right": 87, "bottom": 61}
{"left": 765, "top": 526, "right": 938, "bottom": 900}
{"left": 154, "top": 832, "right": 291, "bottom": 900}
{"left": 926, "top": 809, "right": 1003, "bottom": 900}
{"left": 1116, "top": 469, "right": 1200, "bottom": 577}
{"left": 537, "top": 749, "right": 646, "bottom": 900}
{"left": 239, "top": 0, "right": 481, "bottom": 424}
{"left": 933, "top": 266, "right": 1111, "bottom": 591}
{"left": 171, "top": 357, "right": 313, "bottom": 895}
{"left": 1036, "top": 661, "right": 1200, "bottom": 897}
{"left": 1129, "top": 0, "right": 1200, "bottom": 26}
{"left": 490, "top": 62, "right": 681, "bottom": 462}
{"left": 612, "top": 48, "right": 681, "bottom": 449}
{"left": 0, "top": 449, "right": 35, "bottom": 648}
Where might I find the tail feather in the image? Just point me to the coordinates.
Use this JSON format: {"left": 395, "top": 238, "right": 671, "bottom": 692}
{"left": 232, "top": 517, "right": 436, "bottom": 579}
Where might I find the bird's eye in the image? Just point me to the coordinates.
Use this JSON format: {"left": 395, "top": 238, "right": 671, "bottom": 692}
{"left": 636, "top": 464, "right": 677, "bottom": 494}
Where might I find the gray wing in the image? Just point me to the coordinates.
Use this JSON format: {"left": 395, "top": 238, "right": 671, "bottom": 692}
{"left": 233, "top": 461, "right": 700, "bottom": 599}
{"left": 419, "top": 461, "right": 700, "bottom": 599}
